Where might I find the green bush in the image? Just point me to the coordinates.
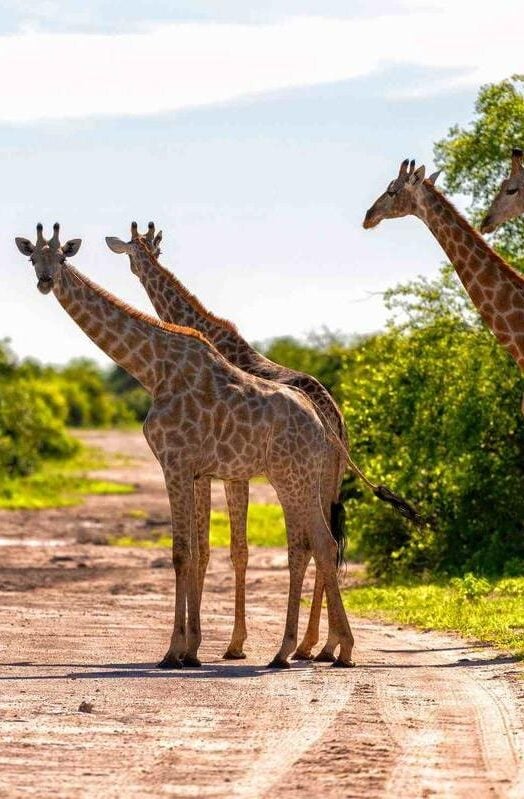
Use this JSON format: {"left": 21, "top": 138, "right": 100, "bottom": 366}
{"left": 59, "top": 360, "right": 136, "bottom": 427}
{"left": 0, "top": 377, "right": 77, "bottom": 477}
{"left": 0, "top": 341, "right": 142, "bottom": 486}
{"left": 339, "top": 268, "right": 524, "bottom": 578}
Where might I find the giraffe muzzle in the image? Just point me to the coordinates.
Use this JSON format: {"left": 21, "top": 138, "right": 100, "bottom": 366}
{"left": 37, "top": 277, "right": 54, "bottom": 294}
{"left": 479, "top": 215, "right": 497, "bottom": 235}
{"left": 363, "top": 209, "right": 379, "bottom": 229}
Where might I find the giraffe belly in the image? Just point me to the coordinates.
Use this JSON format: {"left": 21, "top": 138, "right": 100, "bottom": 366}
{"left": 198, "top": 457, "right": 267, "bottom": 483}
{"left": 197, "top": 441, "right": 267, "bottom": 482}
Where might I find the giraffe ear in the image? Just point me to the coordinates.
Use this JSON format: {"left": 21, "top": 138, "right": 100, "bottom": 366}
{"left": 105, "top": 236, "right": 129, "bottom": 254}
{"left": 428, "top": 169, "right": 442, "bottom": 185}
{"left": 62, "top": 239, "right": 82, "bottom": 257}
{"left": 15, "top": 237, "right": 35, "bottom": 257}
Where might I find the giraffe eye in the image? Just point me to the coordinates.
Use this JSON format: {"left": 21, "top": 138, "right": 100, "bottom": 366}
{"left": 506, "top": 187, "right": 519, "bottom": 195}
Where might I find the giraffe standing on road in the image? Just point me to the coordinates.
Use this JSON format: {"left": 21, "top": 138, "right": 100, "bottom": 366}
{"left": 15, "top": 223, "right": 356, "bottom": 669}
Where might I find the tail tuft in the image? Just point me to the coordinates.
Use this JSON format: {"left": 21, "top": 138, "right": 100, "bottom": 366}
{"left": 374, "top": 485, "right": 426, "bottom": 527}
{"left": 330, "top": 500, "right": 348, "bottom": 568}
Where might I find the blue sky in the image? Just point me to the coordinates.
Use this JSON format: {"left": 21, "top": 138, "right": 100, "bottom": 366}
{"left": 0, "top": 1, "right": 520, "bottom": 365}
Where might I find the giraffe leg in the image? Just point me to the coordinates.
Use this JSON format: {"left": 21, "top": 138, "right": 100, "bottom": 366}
{"left": 193, "top": 476, "right": 211, "bottom": 607}
{"left": 157, "top": 471, "right": 196, "bottom": 669}
{"left": 223, "top": 480, "right": 249, "bottom": 660}
{"left": 184, "top": 500, "right": 202, "bottom": 667}
{"left": 292, "top": 570, "right": 324, "bottom": 660}
{"left": 267, "top": 505, "right": 311, "bottom": 669}
{"left": 294, "top": 573, "right": 339, "bottom": 663}
{"left": 311, "top": 454, "right": 346, "bottom": 662}
{"left": 310, "top": 521, "right": 355, "bottom": 669}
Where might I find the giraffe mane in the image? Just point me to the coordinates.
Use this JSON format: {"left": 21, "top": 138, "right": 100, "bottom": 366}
{"left": 66, "top": 264, "right": 217, "bottom": 348}
{"left": 424, "top": 180, "right": 524, "bottom": 291}
{"left": 135, "top": 238, "right": 239, "bottom": 335}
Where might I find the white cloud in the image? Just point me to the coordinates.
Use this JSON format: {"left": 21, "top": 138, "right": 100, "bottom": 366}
{"left": 0, "top": 1, "right": 521, "bottom": 123}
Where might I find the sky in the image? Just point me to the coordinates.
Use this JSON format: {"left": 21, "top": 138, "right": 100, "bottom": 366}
{"left": 0, "top": 1, "right": 521, "bottom": 365}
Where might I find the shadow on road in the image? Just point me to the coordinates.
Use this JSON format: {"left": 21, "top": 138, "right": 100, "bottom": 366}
{"left": 0, "top": 649, "right": 518, "bottom": 682}
{"left": 0, "top": 659, "right": 316, "bottom": 681}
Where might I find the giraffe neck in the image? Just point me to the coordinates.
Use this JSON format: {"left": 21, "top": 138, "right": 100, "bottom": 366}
{"left": 132, "top": 244, "right": 279, "bottom": 374}
{"left": 53, "top": 263, "right": 207, "bottom": 394}
{"left": 415, "top": 181, "right": 524, "bottom": 368}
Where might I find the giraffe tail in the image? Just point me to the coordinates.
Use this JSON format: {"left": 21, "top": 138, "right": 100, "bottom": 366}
{"left": 330, "top": 497, "right": 348, "bottom": 567}
{"left": 372, "top": 484, "right": 425, "bottom": 526}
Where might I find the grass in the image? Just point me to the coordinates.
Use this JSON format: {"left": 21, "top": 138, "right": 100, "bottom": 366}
{"left": 124, "top": 508, "right": 149, "bottom": 520}
{"left": 0, "top": 446, "right": 134, "bottom": 509}
{"left": 110, "top": 503, "right": 286, "bottom": 549}
{"left": 343, "top": 573, "right": 524, "bottom": 659}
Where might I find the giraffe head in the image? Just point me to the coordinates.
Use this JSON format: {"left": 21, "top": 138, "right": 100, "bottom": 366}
{"left": 480, "top": 148, "right": 524, "bottom": 234}
{"left": 363, "top": 159, "right": 441, "bottom": 229}
{"left": 106, "top": 221, "right": 162, "bottom": 276}
{"left": 15, "top": 223, "right": 82, "bottom": 294}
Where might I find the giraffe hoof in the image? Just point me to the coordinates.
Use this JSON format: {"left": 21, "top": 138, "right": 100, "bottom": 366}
{"left": 291, "top": 650, "right": 314, "bottom": 661}
{"left": 266, "top": 655, "right": 290, "bottom": 669}
{"left": 332, "top": 657, "right": 356, "bottom": 669}
{"left": 182, "top": 654, "right": 202, "bottom": 667}
{"left": 223, "top": 650, "right": 247, "bottom": 660}
{"left": 313, "top": 650, "right": 337, "bottom": 663}
{"left": 157, "top": 654, "right": 184, "bottom": 669}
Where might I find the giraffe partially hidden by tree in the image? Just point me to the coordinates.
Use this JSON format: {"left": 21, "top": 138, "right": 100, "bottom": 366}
{"left": 106, "top": 222, "right": 422, "bottom": 662}
{"left": 481, "top": 148, "right": 524, "bottom": 234}
{"left": 16, "top": 223, "right": 356, "bottom": 669}
{"left": 363, "top": 158, "right": 524, "bottom": 371}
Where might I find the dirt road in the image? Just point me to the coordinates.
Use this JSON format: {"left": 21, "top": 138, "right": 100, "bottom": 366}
{"left": 0, "top": 431, "right": 523, "bottom": 798}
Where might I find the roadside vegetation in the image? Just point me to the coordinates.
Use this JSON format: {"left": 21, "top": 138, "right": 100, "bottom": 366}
{"left": 0, "top": 445, "right": 133, "bottom": 510}
{"left": 343, "top": 575, "right": 524, "bottom": 659}
{"left": 0, "top": 341, "right": 145, "bottom": 507}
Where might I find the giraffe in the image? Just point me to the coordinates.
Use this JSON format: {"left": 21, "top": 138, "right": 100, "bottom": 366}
{"left": 363, "top": 158, "right": 524, "bottom": 371}
{"left": 481, "top": 148, "right": 524, "bottom": 233}
{"left": 106, "top": 221, "right": 422, "bottom": 661}
{"left": 106, "top": 222, "right": 346, "bottom": 662}
{"left": 15, "top": 223, "right": 356, "bottom": 669}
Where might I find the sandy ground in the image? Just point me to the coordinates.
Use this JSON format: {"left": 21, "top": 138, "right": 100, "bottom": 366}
{"left": 0, "top": 430, "right": 523, "bottom": 798}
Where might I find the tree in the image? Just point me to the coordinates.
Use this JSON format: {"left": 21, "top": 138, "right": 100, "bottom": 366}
{"left": 434, "top": 74, "right": 524, "bottom": 264}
